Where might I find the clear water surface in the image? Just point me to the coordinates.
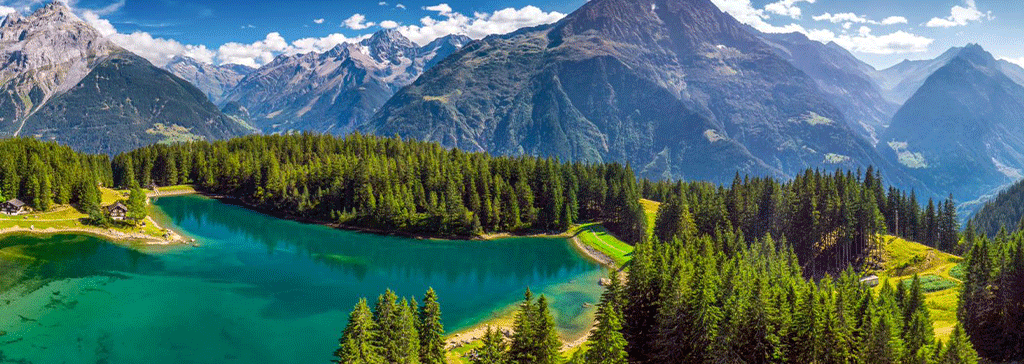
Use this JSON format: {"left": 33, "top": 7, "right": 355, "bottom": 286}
{"left": 0, "top": 194, "right": 604, "bottom": 363}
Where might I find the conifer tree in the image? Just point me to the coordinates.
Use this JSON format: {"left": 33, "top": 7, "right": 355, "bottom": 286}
{"left": 584, "top": 300, "right": 627, "bottom": 364}
{"left": 508, "top": 289, "right": 537, "bottom": 364}
{"left": 335, "top": 299, "right": 383, "bottom": 364}
{"left": 397, "top": 299, "right": 420, "bottom": 364}
{"left": 533, "top": 295, "right": 562, "bottom": 364}
{"left": 373, "top": 290, "right": 402, "bottom": 363}
{"left": 418, "top": 288, "right": 445, "bottom": 364}
{"left": 475, "top": 326, "right": 508, "bottom": 364}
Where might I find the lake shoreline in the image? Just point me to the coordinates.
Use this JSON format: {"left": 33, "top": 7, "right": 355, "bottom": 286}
{"left": 195, "top": 192, "right": 573, "bottom": 242}
{"left": 0, "top": 221, "right": 180, "bottom": 246}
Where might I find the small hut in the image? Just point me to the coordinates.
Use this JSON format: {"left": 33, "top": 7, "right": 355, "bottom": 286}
{"left": 860, "top": 275, "right": 880, "bottom": 287}
{"left": 107, "top": 202, "right": 129, "bottom": 221}
{"left": 3, "top": 199, "right": 26, "bottom": 215}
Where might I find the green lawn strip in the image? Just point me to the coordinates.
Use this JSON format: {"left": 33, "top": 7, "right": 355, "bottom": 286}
{"left": 640, "top": 199, "right": 660, "bottom": 238}
{"left": 572, "top": 223, "right": 634, "bottom": 266}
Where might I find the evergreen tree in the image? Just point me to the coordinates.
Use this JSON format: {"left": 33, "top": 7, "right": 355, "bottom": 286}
{"left": 533, "top": 295, "right": 562, "bottom": 364}
{"left": 508, "top": 290, "right": 537, "bottom": 364}
{"left": 126, "top": 188, "right": 147, "bottom": 223}
{"left": 335, "top": 299, "right": 383, "bottom": 364}
{"left": 474, "top": 326, "right": 508, "bottom": 364}
{"left": 373, "top": 290, "right": 403, "bottom": 363}
{"left": 418, "top": 288, "right": 445, "bottom": 364}
{"left": 584, "top": 300, "right": 627, "bottom": 364}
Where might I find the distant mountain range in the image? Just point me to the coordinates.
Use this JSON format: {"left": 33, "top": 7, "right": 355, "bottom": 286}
{"left": 206, "top": 30, "right": 471, "bottom": 135}
{"left": 11, "top": 0, "right": 1024, "bottom": 209}
{"left": 0, "top": 2, "right": 250, "bottom": 155}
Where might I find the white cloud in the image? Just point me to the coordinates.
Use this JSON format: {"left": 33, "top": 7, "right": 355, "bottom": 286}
{"left": 999, "top": 56, "right": 1024, "bottom": 68}
{"left": 926, "top": 0, "right": 992, "bottom": 28}
{"left": 396, "top": 4, "right": 565, "bottom": 45}
{"left": 881, "top": 16, "right": 908, "bottom": 25}
{"left": 807, "top": 28, "right": 933, "bottom": 54}
{"left": 710, "top": 0, "right": 806, "bottom": 33}
{"left": 313, "top": 18, "right": 324, "bottom": 24}
{"left": 423, "top": 4, "right": 454, "bottom": 16}
{"left": 216, "top": 32, "right": 289, "bottom": 67}
{"left": 379, "top": 20, "right": 399, "bottom": 29}
{"left": 378, "top": 1, "right": 386, "bottom": 5}
{"left": 396, "top": 3, "right": 406, "bottom": 10}
{"left": 813, "top": 12, "right": 875, "bottom": 24}
{"left": 764, "top": 0, "right": 815, "bottom": 20}
{"left": 343, "top": 13, "right": 375, "bottom": 30}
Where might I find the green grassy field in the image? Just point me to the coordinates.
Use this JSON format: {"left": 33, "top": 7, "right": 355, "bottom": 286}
{"left": 571, "top": 223, "right": 634, "bottom": 267}
{"left": 0, "top": 187, "right": 171, "bottom": 242}
{"left": 640, "top": 199, "right": 660, "bottom": 238}
{"left": 875, "top": 235, "right": 963, "bottom": 341}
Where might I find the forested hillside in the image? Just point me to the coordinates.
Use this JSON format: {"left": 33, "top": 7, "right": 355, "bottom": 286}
{"left": 641, "top": 169, "right": 962, "bottom": 277}
{"left": 0, "top": 138, "right": 112, "bottom": 212}
{"left": 971, "top": 178, "right": 1024, "bottom": 236}
{"left": 112, "top": 134, "right": 647, "bottom": 241}
{"left": 958, "top": 230, "right": 1024, "bottom": 361}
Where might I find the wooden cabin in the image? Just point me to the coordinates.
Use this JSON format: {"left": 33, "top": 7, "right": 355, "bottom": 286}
{"left": 860, "top": 275, "right": 880, "bottom": 287}
{"left": 108, "top": 202, "right": 129, "bottom": 221}
{"left": 3, "top": 199, "right": 26, "bottom": 215}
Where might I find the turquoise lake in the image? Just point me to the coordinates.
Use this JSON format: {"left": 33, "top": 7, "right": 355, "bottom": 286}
{"left": 0, "top": 195, "right": 605, "bottom": 363}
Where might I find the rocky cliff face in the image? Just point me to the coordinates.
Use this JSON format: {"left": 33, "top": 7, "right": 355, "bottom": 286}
{"left": 223, "top": 30, "right": 471, "bottom": 134}
{"left": 362, "top": 0, "right": 909, "bottom": 185}
{"left": 163, "top": 56, "right": 253, "bottom": 104}
{"left": 0, "top": 2, "right": 120, "bottom": 135}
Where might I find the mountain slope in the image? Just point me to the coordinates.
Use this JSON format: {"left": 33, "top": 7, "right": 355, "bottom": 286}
{"left": 875, "top": 47, "right": 961, "bottom": 105}
{"left": 760, "top": 32, "right": 897, "bottom": 142}
{"left": 0, "top": 2, "right": 252, "bottom": 155}
{"left": 163, "top": 56, "right": 253, "bottom": 104}
{"left": 362, "top": 0, "right": 906, "bottom": 184}
{"left": 880, "top": 45, "right": 1024, "bottom": 201}
{"left": 23, "top": 53, "right": 253, "bottom": 154}
{"left": 224, "top": 30, "right": 471, "bottom": 135}
{"left": 0, "top": 3, "right": 120, "bottom": 136}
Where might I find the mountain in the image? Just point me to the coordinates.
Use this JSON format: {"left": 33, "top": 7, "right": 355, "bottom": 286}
{"left": 880, "top": 44, "right": 1024, "bottom": 201}
{"left": 997, "top": 59, "right": 1024, "bottom": 87}
{"left": 759, "top": 32, "right": 898, "bottom": 143}
{"left": 164, "top": 56, "right": 254, "bottom": 104}
{"left": 874, "top": 47, "right": 961, "bottom": 105}
{"left": 362, "top": 0, "right": 908, "bottom": 185}
{"left": 971, "top": 177, "right": 1024, "bottom": 236}
{"left": 223, "top": 30, "right": 471, "bottom": 135}
{"left": 0, "top": 2, "right": 252, "bottom": 154}
{"left": 0, "top": 2, "right": 120, "bottom": 136}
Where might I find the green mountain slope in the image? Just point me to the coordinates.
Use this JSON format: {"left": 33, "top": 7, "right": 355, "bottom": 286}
{"left": 22, "top": 53, "right": 252, "bottom": 154}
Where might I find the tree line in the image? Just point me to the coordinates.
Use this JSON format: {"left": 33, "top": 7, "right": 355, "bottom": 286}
{"left": 112, "top": 133, "right": 647, "bottom": 242}
{"left": 957, "top": 227, "right": 1024, "bottom": 362}
{"left": 0, "top": 138, "right": 111, "bottom": 214}
{"left": 641, "top": 168, "right": 962, "bottom": 277}
{"left": 971, "top": 177, "right": 1024, "bottom": 237}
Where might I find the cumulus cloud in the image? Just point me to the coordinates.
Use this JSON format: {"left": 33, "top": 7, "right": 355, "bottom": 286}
{"left": 379, "top": 20, "right": 399, "bottom": 29}
{"left": 0, "top": 6, "right": 16, "bottom": 16}
{"left": 926, "top": 0, "right": 991, "bottom": 28}
{"left": 396, "top": 3, "right": 406, "bottom": 10}
{"left": 395, "top": 4, "right": 565, "bottom": 45}
{"left": 813, "top": 12, "right": 875, "bottom": 24}
{"left": 807, "top": 27, "right": 933, "bottom": 54}
{"left": 710, "top": 0, "right": 806, "bottom": 33}
{"left": 764, "top": 0, "right": 815, "bottom": 20}
{"left": 343, "top": 13, "right": 375, "bottom": 30}
{"left": 216, "top": 32, "right": 289, "bottom": 67}
{"left": 881, "top": 16, "right": 908, "bottom": 25}
{"left": 313, "top": 18, "right": 324, "bottom": 24}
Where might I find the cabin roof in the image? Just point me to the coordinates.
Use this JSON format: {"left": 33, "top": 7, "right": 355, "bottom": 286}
{"left": 6, "top": 199, "right": 25, "bottom": 207}
{"left": 108, "top": 202, "right": 128, "bottom": 211}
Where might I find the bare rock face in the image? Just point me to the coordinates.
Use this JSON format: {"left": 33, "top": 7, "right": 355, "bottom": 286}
{"left": 163, "top": 56, "right": 253, "bottom": 104}
{"left": 0, "top": 2, "right": 121, "bottom": 135}
{"left": 223, "top": 30, "right": 472, "bottom": 135}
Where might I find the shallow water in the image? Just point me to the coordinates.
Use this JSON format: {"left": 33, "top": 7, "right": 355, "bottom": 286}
{"left": 0, "top": 195, "right": 604, "bottom": 363}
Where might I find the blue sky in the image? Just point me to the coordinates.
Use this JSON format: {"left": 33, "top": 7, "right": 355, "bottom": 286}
{"left": 0, "top": 0, "right": 1018, "bottom": 69}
